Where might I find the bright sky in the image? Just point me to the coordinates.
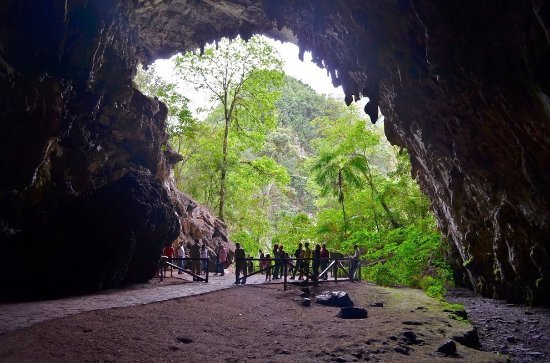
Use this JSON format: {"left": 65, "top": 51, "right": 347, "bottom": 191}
{"left": 153, "top": 36, "right": 368, "bottom": 119}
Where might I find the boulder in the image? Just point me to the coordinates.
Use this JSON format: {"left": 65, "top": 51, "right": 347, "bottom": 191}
{"left": 338, "top": 307, "right": 367, "bottom": 319}
{"left": 437, "top": 340, "right": 457, "bottom": 355}
{"left": 316, "top": 291, "right": 354, "bottom": 307}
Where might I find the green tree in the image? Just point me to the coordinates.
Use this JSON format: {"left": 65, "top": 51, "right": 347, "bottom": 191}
{"left": 174, "top": 36, "right": 284, "bottom": 221}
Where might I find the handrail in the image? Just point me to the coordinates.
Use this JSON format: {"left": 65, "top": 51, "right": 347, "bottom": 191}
{"left": 234, "top": 257, "right": 361, "bottom": 290}
{"left": 159, "top": 257, "right": 210, "bottom": 283}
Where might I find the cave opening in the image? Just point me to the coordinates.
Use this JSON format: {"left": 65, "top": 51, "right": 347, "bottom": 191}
{"left": 133, "top": 34, "right": 451, "bottom": 301}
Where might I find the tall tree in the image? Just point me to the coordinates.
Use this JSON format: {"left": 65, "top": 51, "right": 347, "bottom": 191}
{"left": 174, "top": 36, "right": 284, "bottom": 221}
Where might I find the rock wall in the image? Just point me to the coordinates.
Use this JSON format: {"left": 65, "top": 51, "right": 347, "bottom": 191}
{"left": 0, "top": 1, "right": 548, "bottom": 303}
{"left": 0, "top": 1, "right": 228, "bottom": 299}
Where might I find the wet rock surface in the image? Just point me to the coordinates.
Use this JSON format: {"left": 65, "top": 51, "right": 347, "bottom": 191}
{"left": 448, "top": 288, "right": 550, "bottom": 362}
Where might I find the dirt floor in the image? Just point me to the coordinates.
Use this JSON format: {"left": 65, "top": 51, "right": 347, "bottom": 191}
{"left": 0, "top": 281, "right": 503, "bottom": 362}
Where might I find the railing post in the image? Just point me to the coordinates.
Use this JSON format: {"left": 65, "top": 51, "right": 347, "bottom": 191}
{"left": 205, "top": 258, "right": 209, "bottom": 283}
{"left": 334, "top": 259, "right": 338, "bottom": 283}
{"left": 235, "top": 258, "right": 239, "bottom": 285}
{"left": 283, "top": 258, "right": 288, "bottom": 291}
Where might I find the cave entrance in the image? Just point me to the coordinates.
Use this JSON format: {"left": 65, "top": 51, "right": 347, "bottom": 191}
{"left": 135, "top": 34, "right": 450, "bottom": 299}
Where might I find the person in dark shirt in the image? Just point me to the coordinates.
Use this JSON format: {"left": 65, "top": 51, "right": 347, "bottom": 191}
{"left": 235, "top": 243, "right": 247, "bottom": 284}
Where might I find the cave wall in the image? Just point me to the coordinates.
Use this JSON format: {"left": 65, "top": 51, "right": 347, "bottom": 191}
{"left": 0, "top": 1, "right": 228, "bottom": 299}
{"left": 0, "top": 0, "right": 548, "bottom": 303}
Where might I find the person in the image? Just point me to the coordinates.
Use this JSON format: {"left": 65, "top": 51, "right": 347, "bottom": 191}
{"left": 278, "top": 245, "right": 286, "bottom": 278}
{"left": 349, "top": 244, "right": 360, "bottom": 281}
{"left": 320, "top": 243, "right": 330, "bottom": 280}
{"left": 200, "top": 243, "right": 209, "bottom": 275}
{"left": 264, "top": 254, "right": 272, "bottom": 281}
{"left": 189, "top": 238, "right": 201, "bottom": 278}
{"left": 272, "top": 244, "right": 280, "bottom": 279}
{"left": 163, "top": 244, "right": 175, "bottom": 277}
{"left": 176, "top": 242, "right": 185, "bottom": 274}
{"left": 258, "top": 251, "right": 265, "bottom": 274}
{"left": 247, "top": 255, "right": 254, "bottom": 274}
{"left": 312, "top": 244, "right": 321, "bottom": 282}
{"left": 216, "top": 244, "right": 227, "bottom": 276}
{"left": 258, "top": 249, "right": 264, "bottom": 274}
{"left": 291, "top": 242, "right": 303, "bottom": 280}
{"left": 302, "top": 242, "right": 312, "bottom": 281}
{"left": 235, "top": 243, "right": 247, "bottom": 284}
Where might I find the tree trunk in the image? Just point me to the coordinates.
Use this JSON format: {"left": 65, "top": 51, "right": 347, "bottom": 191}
{"left": 218, "top": 118, "right": 230, "bottom": 221}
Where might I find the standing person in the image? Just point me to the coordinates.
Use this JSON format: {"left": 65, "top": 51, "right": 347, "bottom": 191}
{"left": 189, "top": 238, "right": 201, "bottom": 278}
{"left": 278, "top": 245, "right": 286, "bottom": 278}
{"left": 235, "top": 243, "right": 247, "bottom": 284}
{"left": 272, "top": 244, "right": 280, "bottom": 279}
{"left": 163, "top": 244, "right": 175, "bottom": 277}
{"left": 302, "top": 242, "right": 312, "bottom": 281}
{"left": 312, "top": 244, "right": 321, "bottom": 282}
{"left": 349, "top": 244, "right": 361, "bottom": 281}
{"left": 200, "top": 244, "right": 209, "bottom": 275}
{"left": 320, "top": 243, "right": 330, "bottom": 280}
{"left": 264, "top": 254, "right": 272, "bottom": 281}
{"left": 290, "top": 242, "right": 303, "bottom": 280}
{"left": 258, "top": 249, "right": 264, "bottom": 275}
{"left": 176, "top": 242, "right": 185, "bottom": 274}
{"left": 217, "top": 244, "right": 228, "bottom": 276}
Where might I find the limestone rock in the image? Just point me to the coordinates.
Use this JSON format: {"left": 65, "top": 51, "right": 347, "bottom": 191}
{"left": 316, "top": 291, "right": 354, "bottom": 307}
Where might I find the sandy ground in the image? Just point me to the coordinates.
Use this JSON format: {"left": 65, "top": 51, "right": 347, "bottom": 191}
{"left": 0, "top": 281, "right": 502, "bottom": 362}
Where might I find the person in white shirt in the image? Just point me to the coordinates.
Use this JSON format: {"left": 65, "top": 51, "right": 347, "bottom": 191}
{"left": 200, "top": 244, "right": 209, "bottom": 275}
{"left": 176, "top": 242, "right": 185, "bottom": 274}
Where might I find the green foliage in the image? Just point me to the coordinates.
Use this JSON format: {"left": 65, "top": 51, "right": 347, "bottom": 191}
{"left": 442, "top": 303, "right": 468, "bottom": 322}
{"left": 134, "top": 39, "right": 454, "bottom": 298}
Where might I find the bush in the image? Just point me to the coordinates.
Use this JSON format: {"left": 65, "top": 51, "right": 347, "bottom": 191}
{"left": 369, "top": 263, "right": 399, "bottom": 286}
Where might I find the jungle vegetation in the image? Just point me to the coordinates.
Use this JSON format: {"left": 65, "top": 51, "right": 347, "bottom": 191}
{"left": 134, "top": 35, "right": 453, "bottom": 299}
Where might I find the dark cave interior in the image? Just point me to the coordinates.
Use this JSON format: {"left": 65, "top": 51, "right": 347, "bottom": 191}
{"left": 0, "top": 1, "right": 548, "bottom": 304}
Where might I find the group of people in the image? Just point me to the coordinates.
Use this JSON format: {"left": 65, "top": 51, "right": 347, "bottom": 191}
{"left": 255, "top": 242, "right": 331, "bottom": 282}
{"left": 161, "top": 239, "right": 229, "bottom": 278}
{"left": 162, "top": 238, "right": 362, "bottom": 284}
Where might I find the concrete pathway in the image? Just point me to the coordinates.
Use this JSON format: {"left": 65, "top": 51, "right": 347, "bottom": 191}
{"left": 0, "top": 272, "right": 279, "bottom": 335}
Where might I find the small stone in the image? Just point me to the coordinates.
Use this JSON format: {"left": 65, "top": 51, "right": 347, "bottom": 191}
{"left": 506, "top": 336, "right": 517, "bottom": 343}
{"left": 370, "top": 302, "right": 384, "bottom": 307}
{"left": 176, "top": 337, "right": 193, "bottom": 344}
{"left": 335, "top": 357, "right": 346, "bottom": 362}
{"left": 394, "top": 346, "right": 409, "bottom": 355}
{"left": 338, "top": 307, "right": 367, "bottom": 319}
{"left": 526, "top": 351, "right": 543, "bottom": 356}
{"left": 452, "top": 327, "right": 480, "bottom": 349}
{"left": 389, "top": 335, "right": 398, "bottom": 341}
{"left": 302, "top": 298, "right": 311, "bottom": 307}
{"left": 436, "top": 340, "right": 457, "bottom": 355}
{"left": 403, "top": 331, "right": 417, "bottom": 342}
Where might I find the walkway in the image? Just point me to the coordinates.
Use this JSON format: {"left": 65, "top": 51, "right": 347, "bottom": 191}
{"left": 0, "top": 273, "right": 274, "bottom": 335}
